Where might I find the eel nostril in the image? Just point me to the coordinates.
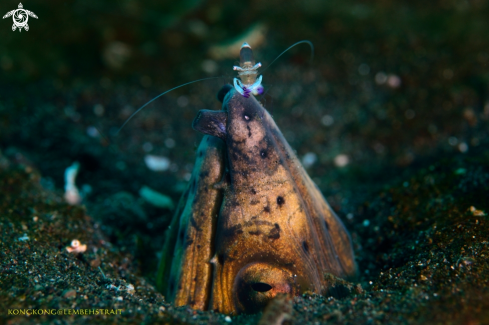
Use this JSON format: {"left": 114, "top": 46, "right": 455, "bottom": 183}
{"left": 251, "top": 282, "right": 273, "bottom": 292}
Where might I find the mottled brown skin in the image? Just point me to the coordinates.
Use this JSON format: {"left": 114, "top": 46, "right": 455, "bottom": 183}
{"left": 204, "top": 89, "right": 356, "bottom": 314}
{"left": 157, "top": 135, "right": 224, "bottom": 310}
{"left": 159, "top": 87, "right": 356, "bottom": 314}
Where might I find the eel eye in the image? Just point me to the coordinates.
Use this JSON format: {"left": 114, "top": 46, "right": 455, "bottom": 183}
{"left": 217, "top": 84, "right": 233, "bottom": 103}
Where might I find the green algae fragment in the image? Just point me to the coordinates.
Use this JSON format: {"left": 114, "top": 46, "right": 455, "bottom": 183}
{"left": 139, "top": 186, "right": 175, "bottom": 210}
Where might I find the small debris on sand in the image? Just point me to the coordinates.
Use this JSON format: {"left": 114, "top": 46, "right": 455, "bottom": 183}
{"left": 63, "top": 289, "right": 77, "bottom": 299}
{"left": 139, "top": 185, "right": 174, "bottom": 209}
{"left": 470, "top": 206, "right": 486, "bottom": 216}
{"left": 144, "top": 155, "right": 171, "bottom": 172}
{"left": 64, "top": 161, "right": 82, "bottom": 205}
{"left": 66, "top": 239, "right": 87, "bottom": 253}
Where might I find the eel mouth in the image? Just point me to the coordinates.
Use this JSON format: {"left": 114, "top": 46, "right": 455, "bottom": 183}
{"left": 233, "top": 261, "right": 302, "bottom": 314}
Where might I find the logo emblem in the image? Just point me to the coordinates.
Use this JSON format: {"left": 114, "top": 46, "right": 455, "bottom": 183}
{"left": 3, "top": 3, "right": 38, "bottom": 32}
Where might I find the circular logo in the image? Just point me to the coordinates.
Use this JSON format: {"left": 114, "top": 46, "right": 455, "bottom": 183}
{"left": 13, "top": 9, "right": 28, "bottom": 27}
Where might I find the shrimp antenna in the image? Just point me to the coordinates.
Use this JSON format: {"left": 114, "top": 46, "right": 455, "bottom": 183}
{"left": 261, "top": 40, "right": 314, "bottom": 74}
{"left": 116, "top": 76, "right": 222, "bottom": 134}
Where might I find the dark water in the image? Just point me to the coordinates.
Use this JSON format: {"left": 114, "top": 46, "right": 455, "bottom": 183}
{"left": 1, "top": 0, "right": 489, "bottom": 323}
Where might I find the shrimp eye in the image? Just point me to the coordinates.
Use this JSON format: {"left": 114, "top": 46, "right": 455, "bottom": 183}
{"left": 217, "top": 84, "right": 233, "bottom": 103}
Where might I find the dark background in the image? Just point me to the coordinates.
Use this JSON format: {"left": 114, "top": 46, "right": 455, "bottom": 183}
{"left": 1, "top": 0, "right": 488, "bottom": 286}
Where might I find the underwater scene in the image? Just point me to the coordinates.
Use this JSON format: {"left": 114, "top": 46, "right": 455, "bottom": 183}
{"left": 1, "top": 0, "right": 489, "bottom": 324}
